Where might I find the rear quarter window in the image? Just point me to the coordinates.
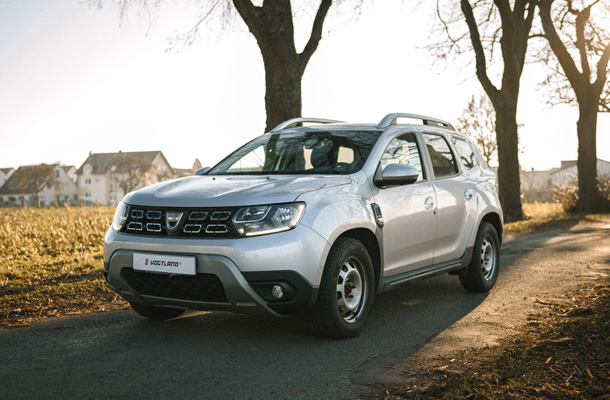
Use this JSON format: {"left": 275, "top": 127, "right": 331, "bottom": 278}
{"left": 451, "top": 136, "right": 479, "bottom": 170}
{"left": 423, "top": 133, "right": 459, "bottom": 178}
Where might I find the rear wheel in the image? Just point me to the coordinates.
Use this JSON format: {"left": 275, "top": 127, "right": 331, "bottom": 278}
{"left": 130, "top": 303, "right": 185, "bottom": 320}
{"left": 459, "top": 222, "right": 500, "bottom": 292}
{"left": 307, "top": 238, "right": 374, "bottom": 338}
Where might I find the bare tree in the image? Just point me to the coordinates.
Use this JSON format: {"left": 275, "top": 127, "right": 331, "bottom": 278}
{"left": 539, "top": 0, "right": 610, "bottom": 212}
{"left": 433, "top": 0, "right": 537, "bottom": 222}
{"left": 9, "top": 164, "right": 58, "bottom": 207}
{"left": 110, "top": 153, "right": 150, "bottom": 194}
{"left": 92, "top": 0, "right": 348, "bottom": 132}
{"left": 456, "top": 95, "right": 498, "bottom": 165}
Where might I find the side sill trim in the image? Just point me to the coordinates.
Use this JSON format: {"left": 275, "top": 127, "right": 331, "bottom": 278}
{"left": 381, "top": 246, "right": 473, "bottom": 292}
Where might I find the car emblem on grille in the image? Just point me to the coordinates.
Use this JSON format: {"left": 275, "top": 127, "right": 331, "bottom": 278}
{"left": 166, "top": 212, "right": 184, "bottom": 231}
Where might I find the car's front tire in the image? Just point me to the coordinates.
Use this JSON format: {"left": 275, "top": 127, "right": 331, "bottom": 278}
{"left": 129, "top": 303, "right": 185, "bottom": 320}
{"left": 459, "top": 222, "right": 500, "bottom": 292}
{"left": 307, "top": 237, "right": 374, "bottom": 338}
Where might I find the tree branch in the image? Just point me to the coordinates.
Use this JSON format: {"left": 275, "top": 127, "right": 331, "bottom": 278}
{"left": 232, "top": 0, "right": 263, "bottom": 42}
{"left": 593, "top": 42, "right": 610, "bottom": 97}
{"left": 299, "top": 0, "right": 333, "bottom": 69}
{"left": 461, "top": 0, "right": 499, "bottom": 99}
{"left": 575, "top": 4, "right": 592, "bottom": 79}
{"left": 539, "top": 0, "right": 584, "bottom": 95}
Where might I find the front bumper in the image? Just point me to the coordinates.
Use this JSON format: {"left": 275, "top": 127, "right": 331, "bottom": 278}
{"left": 103, "top": 225, "right": 329, "bottom": 316}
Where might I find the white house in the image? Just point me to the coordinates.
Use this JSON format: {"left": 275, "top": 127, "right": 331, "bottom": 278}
{"left": 520, "top": 159, "right": 610, "bottom": 202}
{"left": 76, "top": 151, "right": 174, "bottom": 206}
{"left": 551, "top": 159, "right": 610, "bottom": 186}
{"left": 0, "top": 164, "right": 78, "bottom": 207}
{"left": 0, "top": 168, "right": 15, "bottom": 188}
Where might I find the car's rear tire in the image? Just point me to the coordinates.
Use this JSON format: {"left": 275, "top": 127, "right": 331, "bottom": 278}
{"left": 307, "top": 237, "right": 374, "bottom": 338}
{"left": 459, "top": 222, "right": 500, "bottom": 293}
{"left": 130, "top": 303, "right": 185, "bottom": 320}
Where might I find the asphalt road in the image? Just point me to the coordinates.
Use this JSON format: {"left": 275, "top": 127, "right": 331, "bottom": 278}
{"left": 1, "top": 218, "right": 609, "bottom": 399}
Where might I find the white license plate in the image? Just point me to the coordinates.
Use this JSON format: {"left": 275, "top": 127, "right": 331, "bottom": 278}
{"left": 133, "top": 253, "right": 196, "bottom": 275}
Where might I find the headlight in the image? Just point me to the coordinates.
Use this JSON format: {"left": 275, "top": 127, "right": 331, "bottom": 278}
{"left": 233, "top": 202, "right": 305, "bottom": 237}
{"left": 112, "top": 201, "right": 129, "bottom": 232}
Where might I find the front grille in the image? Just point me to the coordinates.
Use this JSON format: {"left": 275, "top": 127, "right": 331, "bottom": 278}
{"left": 121, "top": 269, "right": 229, "bottom": 303}
{"left": 121, "top": 206, "right": 239, "bottom": 238}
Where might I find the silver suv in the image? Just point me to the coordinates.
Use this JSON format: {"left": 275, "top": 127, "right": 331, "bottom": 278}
{"left": 103, "top": 113, "right": 503, "bottom": 338}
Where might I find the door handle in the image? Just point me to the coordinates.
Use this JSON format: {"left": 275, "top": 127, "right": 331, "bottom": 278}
{"left": 424, "top": 196, "right": 435, "bottom": 211}
{"left": 464, "top": 189, "right": 473, "bottom": 201}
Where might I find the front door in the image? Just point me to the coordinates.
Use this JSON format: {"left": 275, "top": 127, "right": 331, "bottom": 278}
{"left": 372, "top": 132, "right": 437, "bottom": 276}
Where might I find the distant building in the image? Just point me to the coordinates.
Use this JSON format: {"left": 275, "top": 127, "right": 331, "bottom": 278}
{"left": 173, "top": 159, "right": 204, "bottom": 178}
{"left": 173, "top": 168, "right": 195, "bottom": 178}
{"left": 551, "top": 159, "right": 610, "bottom": 186}
{"left": 0, "top": 168, "right": 15, "bottom": 188}
{"left": 75, "top": 151, "right": 174, "bottom": 206}
{"left": 0, "top": 164, "right": 78, "bottom": 207}
{"left": 521, "top": 159, "right": 610, "bottom": 202}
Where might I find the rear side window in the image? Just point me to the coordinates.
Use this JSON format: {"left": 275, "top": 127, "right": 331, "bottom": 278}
{"left": 423, "top": 134, "right": 458, "bottom": 178}
{"left": 451, "top": 137, "right": 478, "bottom": 170}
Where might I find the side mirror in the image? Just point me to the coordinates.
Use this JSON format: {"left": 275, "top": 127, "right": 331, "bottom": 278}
{"left": 194, "top": 167, "right": 211, "bottom": 176}
{"left": 374, "top": 163, "right": 419, "bottom": 188}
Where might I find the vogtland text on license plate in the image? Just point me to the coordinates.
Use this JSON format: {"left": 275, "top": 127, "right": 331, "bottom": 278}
{"left": 133, "top": 253, "right": 196, "bottom": 275}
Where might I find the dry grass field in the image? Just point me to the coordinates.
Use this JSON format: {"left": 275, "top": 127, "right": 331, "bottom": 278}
{"left": 0, "top": 202, "right": 603, "bottom": 327}
{"left": 0, "top": 206, "right": 127, "bottom": 326}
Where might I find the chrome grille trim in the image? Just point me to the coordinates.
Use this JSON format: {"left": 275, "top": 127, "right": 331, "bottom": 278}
{"left": 188, "top": 211, "right": 208, "bottom": 221}
{"left": 146, "top": 223, "right": 162, "bottom": 232}
{"left": 205, "top": 224, "right": 229, "bottom": 234}
{"left": 131, "top": 209, "right": 144, "bottom": 219}
{"left": 122, "top": 206, "right": 239, "bottom": 238}
{"left": 211, "top": 211, "right": 231, "bottom": 221}
{"left": 146, "top": 210, "right": 162, "bottom": 220}
{"left": 183, "top": 224, "right": 202, "bottom": 234}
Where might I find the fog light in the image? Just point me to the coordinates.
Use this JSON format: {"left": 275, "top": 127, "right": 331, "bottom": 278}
{"left": 271, "top": 285, "right": 284, "bottom": 299}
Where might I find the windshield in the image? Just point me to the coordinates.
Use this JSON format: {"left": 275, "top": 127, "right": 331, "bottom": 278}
{"left": 208, "top": 131, "right": 380, "bottom": 175}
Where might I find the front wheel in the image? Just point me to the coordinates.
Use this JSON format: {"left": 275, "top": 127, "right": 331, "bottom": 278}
{"left": 307, "top": 238, "right": 374, "bottom": 338}
{"left": 459, "top": 222, "right": 500, "bottom": 293}
{"left": 130, "top": 303, "right": 185, "bottom": 320}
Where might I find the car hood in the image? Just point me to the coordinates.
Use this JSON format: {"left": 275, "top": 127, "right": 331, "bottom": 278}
{"left": 124, "top": 175, "right": 352, "bottom": 208}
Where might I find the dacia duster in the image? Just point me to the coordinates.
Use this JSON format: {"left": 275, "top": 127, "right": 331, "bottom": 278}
{"left": 103, "top": 113, "right": 503, "bottom": 338}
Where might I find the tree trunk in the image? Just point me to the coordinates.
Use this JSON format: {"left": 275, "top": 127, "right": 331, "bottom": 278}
{"left": 259, "top": 40, "right": 305, "bottom": 132}
{"left": 459, "top": 0, "right": 534, "bottom": 223}
{"left": 539, "top": 0, "right": 610, "bottom": 213}
{"left": 233, "top": 0, "right": 332, "bottom": 132}
{"left": 494, "top": 97, "right": 523, "bottom": 222}
{"left": 576, "top": 99, "right": 599, "bottom": 212}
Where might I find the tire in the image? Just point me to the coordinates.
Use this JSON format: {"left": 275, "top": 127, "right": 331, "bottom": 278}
{"left": 130, "top": 302, "right": 185, "bottom": 320}
{"left": 307, "top": 237, "right": 374, "bottom": 338}
{"left": 459, "top": 222, "right": 500, "bottom": 293}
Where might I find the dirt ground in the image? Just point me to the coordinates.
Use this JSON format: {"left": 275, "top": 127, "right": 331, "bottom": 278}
{"left": 361, "top": 217, "right": 610, "bottom": 399}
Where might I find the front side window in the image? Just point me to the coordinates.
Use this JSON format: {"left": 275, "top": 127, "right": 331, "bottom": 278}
{"left": 423, "top": 133, "right": 459, "bottom": 178}
{"left": 451, "top": 136, "right": 478, "bottom": 170}
{"left": 379, "top": 133, "right": 425, "bottom": 181}
{"left": 209, "top": 131, "right": 380, "bottom": 175}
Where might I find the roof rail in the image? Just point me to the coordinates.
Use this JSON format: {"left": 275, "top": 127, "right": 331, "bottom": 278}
{"left": 377, "top": 113, "right": 455, "bottom": 131}
{"left": 270, "top": 118, "right": 344, "bottom": 133}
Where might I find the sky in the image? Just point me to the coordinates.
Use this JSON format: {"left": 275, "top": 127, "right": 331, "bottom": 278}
{"left": 0, "top": 1, "right": 608, "bottom": 171}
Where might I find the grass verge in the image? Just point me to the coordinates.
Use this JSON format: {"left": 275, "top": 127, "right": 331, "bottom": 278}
{"left": 505, "top": 202, "right": 607, "bottom": 239}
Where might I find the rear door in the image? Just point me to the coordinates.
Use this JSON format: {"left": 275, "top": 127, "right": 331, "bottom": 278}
{"left": 422, "top": 133, "right": 477, "bottom": 264}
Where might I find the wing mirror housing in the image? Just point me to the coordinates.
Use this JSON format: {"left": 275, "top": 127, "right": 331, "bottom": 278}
{"left": 194, "top": 167, "right": 211, "bottom": 176}
{"left": 374, "top": 163, "right": 419, "bottom": 188}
